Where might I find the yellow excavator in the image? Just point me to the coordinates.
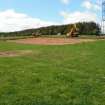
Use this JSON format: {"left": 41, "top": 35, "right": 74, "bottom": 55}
{"left": 67, "top": 24, "right": 79, "bottom": 37}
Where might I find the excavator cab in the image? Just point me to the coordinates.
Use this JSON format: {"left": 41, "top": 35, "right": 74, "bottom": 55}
{"left": 67, "top": 24, "right": 79, "bottom": 37}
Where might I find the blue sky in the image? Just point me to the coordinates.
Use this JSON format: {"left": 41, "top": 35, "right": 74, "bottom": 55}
{"left": 0, "top": 0, "right": 101, "bottom": 32}
{"left": 0, "top": 0, "right": 81, "bottom": 22}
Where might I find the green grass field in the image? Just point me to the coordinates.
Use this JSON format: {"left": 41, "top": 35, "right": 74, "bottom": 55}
{"left": 0, "top": 40, "right": 105, "bottom": 105}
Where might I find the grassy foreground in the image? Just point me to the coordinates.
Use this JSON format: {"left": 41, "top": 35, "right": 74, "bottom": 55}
{"left": 0, "top": 40, "right": 105, "bottom": 105}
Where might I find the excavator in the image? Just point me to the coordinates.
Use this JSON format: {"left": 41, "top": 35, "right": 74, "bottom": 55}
{"left": 67, "top": 24, "right": 79, "bottom": 37}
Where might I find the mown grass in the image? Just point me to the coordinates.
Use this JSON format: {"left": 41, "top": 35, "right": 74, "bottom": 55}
{"left": 0, "top": 36, "right": 34, "bottom": 40}
{"left": 0, "top": 40, "right": 105, "bottom": 105}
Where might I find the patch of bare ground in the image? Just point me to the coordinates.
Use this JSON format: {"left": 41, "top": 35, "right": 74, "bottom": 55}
{"left": 10, "top": 38, "right": 96, "bottom": 45}
{"left": 0, "top": 50, "right": 32, "bottom": 57}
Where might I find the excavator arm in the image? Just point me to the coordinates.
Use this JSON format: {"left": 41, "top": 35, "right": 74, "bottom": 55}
{"left": 67, "top": 24, "right": 79, "bottom": 37}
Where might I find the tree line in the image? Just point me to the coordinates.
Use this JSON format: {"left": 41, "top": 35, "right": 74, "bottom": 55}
{"left": 0, "top": 22, "right": 101, "bottom": 37}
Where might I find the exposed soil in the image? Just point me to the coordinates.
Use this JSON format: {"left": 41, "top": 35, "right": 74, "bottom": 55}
{"left": 11, "top": 38, "right": 96, "bottom": 45}
{"left": 0, "top": 50, "right": 32, "bottom": 57}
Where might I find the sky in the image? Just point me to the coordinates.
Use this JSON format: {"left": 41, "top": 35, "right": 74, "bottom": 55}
{"left": 0, "top": 0, "right": 101, "bottom": 32}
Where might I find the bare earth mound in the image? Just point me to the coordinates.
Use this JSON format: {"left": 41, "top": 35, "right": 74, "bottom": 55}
{"left": 11, "top": 38, "right": 96, "bottom": 45}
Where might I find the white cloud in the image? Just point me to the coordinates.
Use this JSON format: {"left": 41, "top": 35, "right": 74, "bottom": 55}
{"left": 60, "top": 0, "right": 70, "bottom": 5}
{"left": 93, "top": 3, "right": 101, "bottom": 11}
{"left": 82, "top": 0, "right": 101, "bottom": 11}
{"left": 60, "top": 11, "right": 98, "bottom": 24}
{"left": 82, "top": 1, "right": 92, "bottom": 10}
{"left": 0, "top": 9, "right": 57, "bottom": 32}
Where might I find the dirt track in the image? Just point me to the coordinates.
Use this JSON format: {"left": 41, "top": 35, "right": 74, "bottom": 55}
{"left": 0, "top": 50, "right": 32, "bottom": 57}
{"left": 11, "top": 38, "right": 96, "bottom": 45}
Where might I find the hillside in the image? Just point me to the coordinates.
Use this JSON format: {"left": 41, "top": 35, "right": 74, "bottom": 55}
{"left": 0, "top": 22, "right": 100, "bottom": 37}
